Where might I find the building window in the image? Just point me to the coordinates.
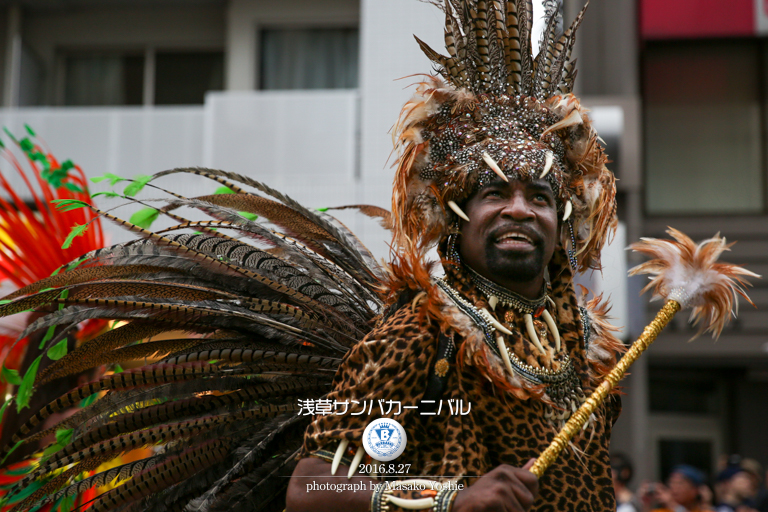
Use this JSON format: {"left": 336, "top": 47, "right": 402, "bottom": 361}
{"left": 62, "top": 50, "right": 224, "bottom": 106}
{"left": 643, "top": 39, "right": 764, "bottom": 214}
{"left": 155, "top": 51, "right": 224, "bottom": 105}
{"left": 64, "top": 53, "right": 144, "bottom": 106}
{"left": 260, "top": 28, "right": 359, "bottom": 90}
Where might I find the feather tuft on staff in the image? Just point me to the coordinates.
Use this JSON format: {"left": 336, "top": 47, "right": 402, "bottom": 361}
{"left": 628, "top": 227, "right": 760, "bottom": 339}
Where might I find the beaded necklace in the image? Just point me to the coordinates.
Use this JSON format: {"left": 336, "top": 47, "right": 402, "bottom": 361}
{"left": 465, "top": 264, "right": 548, "bottom": 314}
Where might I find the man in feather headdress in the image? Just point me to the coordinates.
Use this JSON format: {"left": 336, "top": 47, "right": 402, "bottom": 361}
{"left": 287, "top": 1, "right": 626, "bottom": 511}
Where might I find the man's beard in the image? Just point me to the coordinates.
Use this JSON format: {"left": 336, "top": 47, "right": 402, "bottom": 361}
{"left": 484, "top": 240, "right": 545, "bottom": 283}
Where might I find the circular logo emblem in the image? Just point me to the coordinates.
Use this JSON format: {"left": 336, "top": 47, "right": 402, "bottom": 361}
{"left": 362, "top": 418, "right": 407, "bottom": 461}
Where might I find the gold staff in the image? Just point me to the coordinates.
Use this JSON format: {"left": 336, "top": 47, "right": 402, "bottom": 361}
{"left": 530, "top": 228, "right": 759, "bottom": 477}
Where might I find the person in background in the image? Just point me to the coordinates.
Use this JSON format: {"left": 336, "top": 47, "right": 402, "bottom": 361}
{"left": 640, "top": 465, "right": 709, "bottom": 512}
{"left": 716, "top": 461, "right": 761, "bottom": 512}
{"left": 756, "top": 464, "right": 768, "bottom": 512}
{"left": 613, "top": 453, "right": 640, "bottom": 512}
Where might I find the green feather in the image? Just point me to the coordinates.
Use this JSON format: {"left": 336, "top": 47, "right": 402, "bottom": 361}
{"left": 47, "top": 339, "right": 68, "bottom": 361}
{"left": 79, "top": 392, "right": 98, "bottom": 408}
{"left": 91, "top": 173, "right": 126, "bottom": 186}
{"left": 91, "top": 191, "right": 121, "bottom": 199}
{"left": 63, "top": 182, "right": 84, "bottom": 193}
{"left": 215, "top": 186, "right": 235, "bottom": 195}
{"left": 17, "top": 354, "right": 42, "bottom": 411}
{"left": 38, "top": 326, "right": 56, "bottom": 349}
{"left": 3, "top": 127, "right": 18, "bottom": 144}
{"left": 123, "top": 174, "right": 152, "bottom": 197}
{"left": 1, "top": 365, "right": 22, "bottom": 385}
{"left": 62, "top": 223, "right": 89, "bottom": 249}
{"left": 129, "top": 207, "right": 160, "bottom": 229}
{"left": 51, "top": 199, "right": 91, "bottom": 212}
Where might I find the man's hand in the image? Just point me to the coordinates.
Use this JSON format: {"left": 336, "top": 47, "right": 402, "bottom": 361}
{"left": 452, "top": 459, "right": 539, "bottom": 512}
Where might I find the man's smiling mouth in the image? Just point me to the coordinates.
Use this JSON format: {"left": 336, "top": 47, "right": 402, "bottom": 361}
{"left": 494, "top": 230, "right": 537, "bottom": 250}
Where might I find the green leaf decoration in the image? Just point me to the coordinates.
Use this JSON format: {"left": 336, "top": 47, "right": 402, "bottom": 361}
{"left": 123, "top": 174, "right": 152, "bottom": 197}
{"left": 129, "top": 207, "right": 160, "bottom": 229}
{"left": 55, "top": 428, "right": 73, "bottom": 446}
{"left": 17, "top": 354, "right": 42, "bottom": 411}
{"left": 0, "top": 138, "right": 5, "bottom": 150}
{"left": 66, "top": 258, "right": 88, "bottom": 272}
{"left": 0, "top": 440, "right": 24, "bottom": 465}
{"left": 51, "top": 199, "right": 91, "bottom": 212}
{"left": 19, "top": 137, "right": 33, "bottom": 152}
{"left": 63, "top": 182, "right": 84, "bottom": 193}
{"left": 91, "top": 191, "right": 121, "bottom": 198}
{"left": 62, "top": 223, "right": 89, "bottom": 249}
{"left": 61, "top": 159, "right": 74, "bottom": 171}
{"left": 39, "top": 325, "right": 56, "bottom": 349}
{"left": 3, "top": 127, "right": 18, "bottom": 144}
{"left": 0, "top": 299, "right": 11, "bottom": 305}
{"left": 47, "top": 339, "right": 68, "bottom": 361}
{"left": 239, "top": 212, "right": 257, "bottom": 221}
{"left": 214, "top": 186, "right": 235, "bottom": 195}
{"left": 79, "top": 391, "right": 99, "bottom": 408}
{"left": 0, "top": 397, "right": 11, "bottom": 422}
{"left": 42, "top": 441, "right": 65, "bottom": 459}
{"left": 24, "top": 124, "right": 36, "bottom": 137}
{"left": 1, "top": 365, "right": 22, "bottom": 385}
{"left": 91, "top": 172, "right": 127, "bottom": 185}
{"left": 316, "top": 207, "right": 329, "bottom": 212}
{"left": 113, "top": 364, "right": 124, "bottom": 373}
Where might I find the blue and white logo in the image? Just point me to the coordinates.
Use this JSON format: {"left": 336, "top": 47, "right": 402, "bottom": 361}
{"left": 362, "top": 418, "right": 407, "bottom": 461}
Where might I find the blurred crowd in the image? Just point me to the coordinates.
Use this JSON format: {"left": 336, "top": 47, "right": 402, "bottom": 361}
{"left": 612, "top": 454, "right": 768, "bottom": 512}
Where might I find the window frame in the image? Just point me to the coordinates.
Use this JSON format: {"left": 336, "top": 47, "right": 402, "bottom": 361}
{"left": 641, "top": 37, "right": 768, "bottom": 217}
{"left": 55, "top": 45, "right": 225, "bottom": 107}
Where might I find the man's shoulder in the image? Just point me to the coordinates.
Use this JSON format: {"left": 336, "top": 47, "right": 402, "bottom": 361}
{"left": 366, "top": 290, "right": 440, "bottom": 344}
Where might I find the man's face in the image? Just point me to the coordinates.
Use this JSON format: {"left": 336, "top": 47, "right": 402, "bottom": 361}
{"left": 668, "top": 473, "right": 698, "bottom": 505}
{"left": 458, "top": 177, "right": 558, "bottom": 292}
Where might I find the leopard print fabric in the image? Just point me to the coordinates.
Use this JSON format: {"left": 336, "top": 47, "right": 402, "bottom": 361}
{"left": 299, "top": 249, "right": 623, "bottom": 511}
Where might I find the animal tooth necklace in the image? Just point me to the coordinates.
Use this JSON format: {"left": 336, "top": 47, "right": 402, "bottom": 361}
{"left": 466, "top": 265, "right": 560, "bottom": 353}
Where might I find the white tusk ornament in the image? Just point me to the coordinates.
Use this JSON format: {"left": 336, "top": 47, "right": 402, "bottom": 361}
{"left": 539, "top": 151, "right": 554, "bottom": 178}
{"left": 562, "top": 200, "right": 573, "bottom": 222}
{"left": 387, "top": 496, "right": 435, "bottom": 510}
{"left": 348, "top": 445, "right": 365, "bottom": 479}
{"left": 524, "top": 313, "right": 546, "bottom": 354}
{"left": 331, "top": 438, "right": 349, "bottom": 476}
{"left": 541, "top": 309, "right": 561, "bottom": 352}
{"left": 481, "top": 308, "right": 513, "bottom": 335}
{"left": 482, "top": 152, "right": 508, "bottom": 182}
{"left": 447, "top": 200, "right": 470, "bottom": 222}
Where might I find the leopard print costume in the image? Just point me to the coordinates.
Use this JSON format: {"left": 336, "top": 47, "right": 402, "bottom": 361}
{"left": 300, "top": 248, "right": 625, "bottom": 511}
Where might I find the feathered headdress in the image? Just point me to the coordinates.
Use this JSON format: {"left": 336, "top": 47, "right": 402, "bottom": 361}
{"left": 390, "top": 0, "right": 616, "bottom": 291}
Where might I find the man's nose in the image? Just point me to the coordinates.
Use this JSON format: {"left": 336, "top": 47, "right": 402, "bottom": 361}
{"left": 501, "top": 193, "right": 534, "bottom": 220}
